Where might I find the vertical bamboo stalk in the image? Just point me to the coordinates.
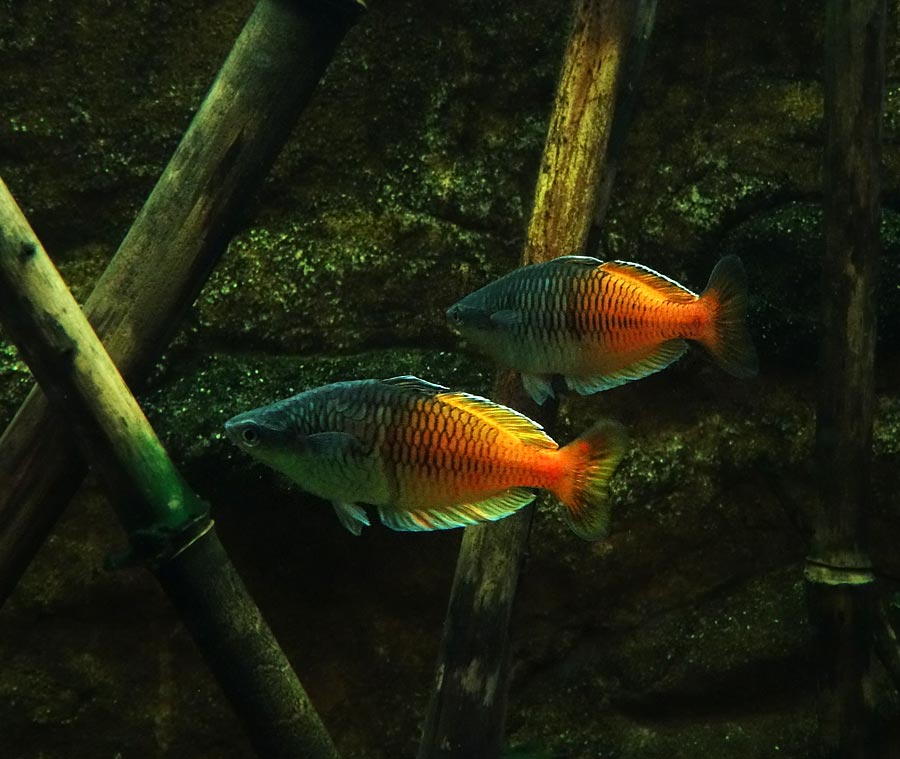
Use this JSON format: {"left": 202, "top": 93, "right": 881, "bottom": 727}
{"left": 590, "top": 0, "right": 657, "bottom": 241}
{"left": 524, "top": 0, "right": 632, "bottom": 265}
{"left": 0, "top": 179, "right": 339, "bottom": 759}
{"left": 805, "top": 0, "right": 885, "bottom": 756}
{"left": 874, "top": 602, "right": 900, "bottom": 693}
{"left": 0, "top": 0, "right": 363, "bottom": 606}
{"left": 417, "top": 2, "right": 636, "bottom": 757}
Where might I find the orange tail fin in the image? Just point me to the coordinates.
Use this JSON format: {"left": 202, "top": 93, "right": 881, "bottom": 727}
{"left": 554, "top": 419, "right": 627, "bottom": 541}
{"left": 699, "top": 255, "right": 759, "bottom": 378}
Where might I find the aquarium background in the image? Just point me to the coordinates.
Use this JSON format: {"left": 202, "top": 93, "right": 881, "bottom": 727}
{"left": 1, "top": 0, "right": 899, "bottom": 757}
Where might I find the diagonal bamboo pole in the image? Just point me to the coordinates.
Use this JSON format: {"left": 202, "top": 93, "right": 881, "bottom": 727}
{"left": 0, "top": 179, "right": 340, "bottom": 758}
{"left": 0, "top": 0, "right": 363, "bottom": 607}
{"left": 804, "top": 0, "right": 885, "bottom": 756}
{"left": 417, "top": 2, "right": 643, "bottom": 756}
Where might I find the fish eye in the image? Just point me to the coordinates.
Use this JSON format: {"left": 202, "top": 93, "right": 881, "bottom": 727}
{"left": 240, "top": 425, "right": 261, "bottom": 447}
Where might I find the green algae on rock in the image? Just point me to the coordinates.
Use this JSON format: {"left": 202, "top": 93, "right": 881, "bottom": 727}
{"left": 0, "top": 339, "right": 31, "bottom": 427}
{"left": 193, "top": 212, "right": 511, "bottom": 354}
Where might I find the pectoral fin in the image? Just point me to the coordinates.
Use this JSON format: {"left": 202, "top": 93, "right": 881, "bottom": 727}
{"left": 305, "top": 431, "right": 365, "bottom": 457}
{"left": 490, "top": 309, "right": 525, "bottom": 328}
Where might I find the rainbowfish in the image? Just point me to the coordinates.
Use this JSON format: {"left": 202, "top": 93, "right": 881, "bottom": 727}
{"left": 447, "top": 255, "right": 758, "bottom": 405}
{"left": 225, "top": 376, "right": 626, "bottom": 540}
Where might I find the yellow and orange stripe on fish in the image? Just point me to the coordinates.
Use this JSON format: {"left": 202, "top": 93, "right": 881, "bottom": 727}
{"left": 447, "top": 255, "right": 758, "bottom": 404}
{"left": 225, "top": 376, "right": 626, "bottom": 540}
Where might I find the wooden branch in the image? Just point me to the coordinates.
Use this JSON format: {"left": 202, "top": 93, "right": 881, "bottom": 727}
{"left": 874, "top": 600, "right": 900, "bottom": 695}
{"left": 417, "top": 373, "right": 556, "bottom": 759}
{"left": 0, "top": 0, "right": 363, "bottom": 606}
{"left": 0, "top": 179, "right": 340, "bottom": 759}
{"left": 589, "top": 0, "right": 657, "bottom": 244}
{"left": 418, "top": 3, "right": 638, "bottom": 757}
{"left": 805, "top": 0, "right": 886, "bottom": 755}
{"left": 525, "top": 0, "right": 633, "bottom": 264}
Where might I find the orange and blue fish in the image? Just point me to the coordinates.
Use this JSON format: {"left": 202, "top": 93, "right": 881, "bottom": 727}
{"left": 225, "top": 376, "right": 626, "bottom": 540}
{"left": 447, "top": 255, "right": 758, "bottom": 404}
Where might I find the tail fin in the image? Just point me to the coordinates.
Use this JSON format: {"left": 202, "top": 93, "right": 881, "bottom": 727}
{"left": 554, "top": 419, "right": 627, "bottom": 541}
{"left": 699, "top": 255, "right": 759, "bottom": 378}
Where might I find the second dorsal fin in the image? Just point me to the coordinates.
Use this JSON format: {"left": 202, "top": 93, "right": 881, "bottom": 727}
{"left": 600, "top": 260, "right": 697, "bottom": 303}
{"left": 436, "top": 391, "right": 557, "bottom": 450}
{"left": 381, "top": 375, "right": 449, "bottom": 395}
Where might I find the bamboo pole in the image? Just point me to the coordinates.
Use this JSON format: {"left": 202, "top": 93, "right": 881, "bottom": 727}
{"left": 0, "top": 179, "right": 340, "bottom": 758}
{"left": 417, "top": 2, "right": 639, "bottom": 757}
{"left": 804, "top": 0, "right": 885, "bottom": 756}
{"left": 874, "top": 601, "right": 900, "bottom": 694}
{"left": 0, "top": 0, "right": 363, "bottom": 607}
{"left": 589, "top": 0, "right": 657, "bottom": 243}
{"left": 523, "top": 0, "right": 633, "bottom": 265}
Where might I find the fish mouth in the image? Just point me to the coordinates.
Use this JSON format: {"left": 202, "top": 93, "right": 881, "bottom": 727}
{"left": 446, "top": 303, "right": 464, "bottom": 332}
{"left": 444, "top": 304, "right": 463, "bottom": 338}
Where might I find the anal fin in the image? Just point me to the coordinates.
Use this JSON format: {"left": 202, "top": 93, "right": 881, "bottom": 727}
{"left": 377, "top": 488, "right": 536, "bottom": 532}
{"left": 566, "top": 339, "right": 688, "bottom": 395}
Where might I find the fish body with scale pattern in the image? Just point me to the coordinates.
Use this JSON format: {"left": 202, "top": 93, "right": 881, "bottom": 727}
{"left": 446, "top": 255, "right": 758, "bottom": 404}
{"left": 225, "top": 376, "right": 625, "bottom": 540}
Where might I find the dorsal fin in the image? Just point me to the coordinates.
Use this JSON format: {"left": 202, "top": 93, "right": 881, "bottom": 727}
{"left": 600, "top": 260, "right": 697, "bottom": 303}
{"left": 436, "top": 391, "right": 557, "bottom": 450}
{"left": 548, "top": 255, "right": 603, "bottom": 267}
{"left": 381, "top": 375, "right": 449, "bottom": 395}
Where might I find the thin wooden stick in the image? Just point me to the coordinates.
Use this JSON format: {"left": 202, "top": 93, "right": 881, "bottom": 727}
{"left": 0, "top": 178, "right": 340, "bottom": 759}
{"left": 417, "top": 2, "right": 637, "bottom": 757}
{"left": 804, "top": 0, "right": 886, "bottom": 755}
{"left": 589, "top": 0, "right": 657, "bottom": 243}
{"left": 524, "top": 0, "right": 633, "bottom": 266}
{"left": 874, "top": 601, "right": 900, "bottom": 694}
{"left": 0, "top": 0, "right": 363, "bottom": 606}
